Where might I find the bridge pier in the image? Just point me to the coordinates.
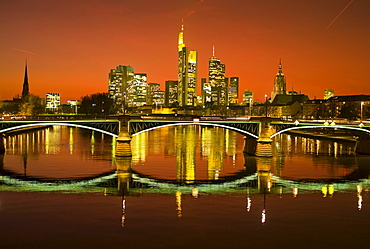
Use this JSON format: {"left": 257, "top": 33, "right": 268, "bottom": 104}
{"left": 244, "top": 118, "right": 274, "bottom": 157}
{"left": 355, "top": 138, "right": 370, "bottom": 155}
{"left": 0, "top": 134, "right": 5, "bottom": 154}
{"left": 116, "top": 115, "right": 132, "bottom": 157}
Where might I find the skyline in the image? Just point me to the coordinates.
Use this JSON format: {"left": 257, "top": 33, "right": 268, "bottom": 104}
{"left": 1, "top": 0, "right": 369, "bottom": 103}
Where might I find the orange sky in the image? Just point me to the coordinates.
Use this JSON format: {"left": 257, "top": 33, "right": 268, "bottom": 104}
{"left": 1, "top": 0, "right": 369, "bottom": 103}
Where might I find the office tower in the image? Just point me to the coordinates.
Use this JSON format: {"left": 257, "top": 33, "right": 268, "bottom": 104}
{"left": 22, "top": 60, "right": 30, "bottom": 99}
{"left": 201, "top": 78, "right": 212, "bottom": 106}
{"left": 271, "top": 60, "right": 287, "bottom": 101}
{"left": 324, "top": 89, "right": 334, "bottom": 100}
{"left": 147, "top": 83, "right": 165, "bottom": 105}
{"left": 46, "top": 93, "right": 60, "bottom": 113}
{"left": 165, "top": 80, "right": 178, "bottom": 107}
{"left": 177, "top": 23, "right": 198, "bottom": 106}
{"left": 228, "top": 77, "right": 239, "bottom": 105}
{"left": 108, "top": 65, "right": 135, "bottom": 108}
{"left": 243, "top": 89, "right": 254, "bottom": 105}
{"left": 127, "top": 73, "right": 147, "bottom": 107}
{"left": 208, "top": 47, "right": 226, "bottom": 106}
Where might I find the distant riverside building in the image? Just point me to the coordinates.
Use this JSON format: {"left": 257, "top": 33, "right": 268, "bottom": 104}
{"left": 271, "top": 60, "right": 287, "bottom": 102}
{"left": 324, "top": 89, "right": 335, "bottom": 100}
{"left": 177, "top": 23, "right": 198, "bottom": 106}
{"left": 165, "top": 80, "right": 178, "bottom": 107}
{"left": 108, "top": 65, "right": 135, "bottom": 109}
{"left": 209, "top": 48, "right": 227, "bottom": 106}
{"left": 46, "top": 93, "right": 60, "bottom": 113}
{"left": 147, "top": 83, "right": 164, "bottom": 105}
{"left": 242, "top": 89, "right": 254, "bottom": 105}
{"left": 228, "top": 77, "right": 239, "bottom": 105}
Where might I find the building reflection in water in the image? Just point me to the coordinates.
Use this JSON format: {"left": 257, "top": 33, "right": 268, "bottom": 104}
{"left": 130, "top": 125, "right": 241, "bottom": 183}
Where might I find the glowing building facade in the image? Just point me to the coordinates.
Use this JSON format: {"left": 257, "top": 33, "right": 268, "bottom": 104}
{"left": 271, "top": 60, "right": 287, "bottom": 101}
{"left": 209, "top": 51, "right": 227, "bottom": 106}
{"left": 177, "top": 24, "right": 198, "bottom": 106}
{"left": 108, "top": 65, "right": 135, "bottom": 108}
{"left": 165, "top": 80, "right": 178, "bottom": 107}
{"left": 147, "top": 83, "right": 164, "bottom": 105}
{"left": 45, "top": 92, "right": 60, "bottom": 113}
{"left": 128, "top": 73, "right": 147, "bottom": 107}
{"left": 324, "top": 89, "right": 335, "bottom": 100}
{"left": 228, "top": 77, "right": 239, "bottom": 105}
{"left": 201, "top": 78, "right": 212, "bottom": 106}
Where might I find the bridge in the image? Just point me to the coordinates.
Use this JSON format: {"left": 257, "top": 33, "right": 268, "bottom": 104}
{"left": 0, "top": 119, "right": 120, "bottom": 137}
{"left": 1, "top": 116, "right": 370, "bottom": 155}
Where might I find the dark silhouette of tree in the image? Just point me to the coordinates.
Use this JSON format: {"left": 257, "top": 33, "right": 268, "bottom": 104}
{"left": 79, "top": 92, "right": 114, "bottom": 116}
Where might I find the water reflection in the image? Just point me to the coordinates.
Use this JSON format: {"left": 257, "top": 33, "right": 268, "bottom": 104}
{"left": 1, "top": 126, "right": 370, "bottom": 228}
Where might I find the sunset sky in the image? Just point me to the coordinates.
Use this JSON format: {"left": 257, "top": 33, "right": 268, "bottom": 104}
{"left": 1, "top": 0, "right": 369, "bottom": 103}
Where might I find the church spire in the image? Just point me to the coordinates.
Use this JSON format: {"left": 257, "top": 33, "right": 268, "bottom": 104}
{"left": 278, "top": 58, "right": 283, "bottom": 74}
{"left": 22, "top": 59, "right": 30, "bottom": 99}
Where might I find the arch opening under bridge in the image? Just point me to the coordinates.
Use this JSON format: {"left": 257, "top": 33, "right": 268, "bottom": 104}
{"left": 129, "top": 121, "right": 260, "bottom": 139}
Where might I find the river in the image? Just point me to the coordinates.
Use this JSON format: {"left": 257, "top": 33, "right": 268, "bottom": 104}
{"left": 0, "top": 125, "right": 369, "bottom": 248}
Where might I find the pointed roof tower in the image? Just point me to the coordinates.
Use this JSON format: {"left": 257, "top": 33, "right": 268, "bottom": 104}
{"left": 22, "top": 59, "right": 30, "bottom": 98}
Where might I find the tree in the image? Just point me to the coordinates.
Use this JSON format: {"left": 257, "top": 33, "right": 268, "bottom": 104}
{"left": 19, "top": 94, "right": 45, "bottom": 116}
{"left": 79, "top": 92, "right": 114, "bottom": 116}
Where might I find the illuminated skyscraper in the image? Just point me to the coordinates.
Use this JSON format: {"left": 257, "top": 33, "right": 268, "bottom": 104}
{"left": 208, "top": 48, "right": 226, "bottom": 106}
{"left": 324, "top": 89, "right": 334, "bottom": 100}
{"left": 228, "top": 77, "right": 239, "bottom": 105}
{"left": 128, "top": 73, "right": 147, "bottom": 107}
{"left": 165, "top": 80, "right": 178, "bottom": 107}
{"left": 271, "top": 60, "right": 287, "bottom": 101}
{"left": 177, "top": 23, "right": 198, "bottom": 106}
{"left": 22, "top": 60, "right": 30, "bottom": 99}
{"left": 108, "top": 65, "right": 134, "bottom": 109}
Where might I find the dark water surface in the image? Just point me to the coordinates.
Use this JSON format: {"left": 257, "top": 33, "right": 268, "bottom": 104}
{"left": 1, "top": 126, "right": 369, "bottom": 248}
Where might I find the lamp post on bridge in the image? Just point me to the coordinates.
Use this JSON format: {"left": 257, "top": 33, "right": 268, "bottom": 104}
{"left": 264, "top": 94, "right": 268, "bottom": 117}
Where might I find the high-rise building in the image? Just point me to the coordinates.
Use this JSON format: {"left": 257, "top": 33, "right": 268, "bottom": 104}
{"left": 147, "top": 83, "right": 165, "bottom": 105}
{"left": 108, "top": 65, "right": 135, "bottom": 108}
{"left": 46, "top": 93, "right": 60, "bottom": 113}
{"left": 22, "top": 60, "right": 30, "bottom": 99}
{"left": 208, "top": 48, "right": 226, "bottom": 106}
{"left": 324, "top": 89, "right": 334, "bottom": 100}
{"left": 201, "top": 78, "right": 212, "bottom": 107}
{"left": 127, "top": 73, "right": 147, "bottom": 107}
{"left": 271, "top": 60, "right": 287, "bottom": 101}
{"left": 177, "top": 23, "right": 198, "bottom": 106}
{"left": 165, "top": 80, "right": 178, "bottom": 107}
{"left": 228, "top": 77, "right": 239, "bottom": 105}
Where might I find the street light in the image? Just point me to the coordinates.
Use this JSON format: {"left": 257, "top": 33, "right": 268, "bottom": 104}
{"left": 265, "top": 94, "right": 268, "bottom": 117}
{"left": 361, "top": 102, "right": 364, "bottom": 121}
